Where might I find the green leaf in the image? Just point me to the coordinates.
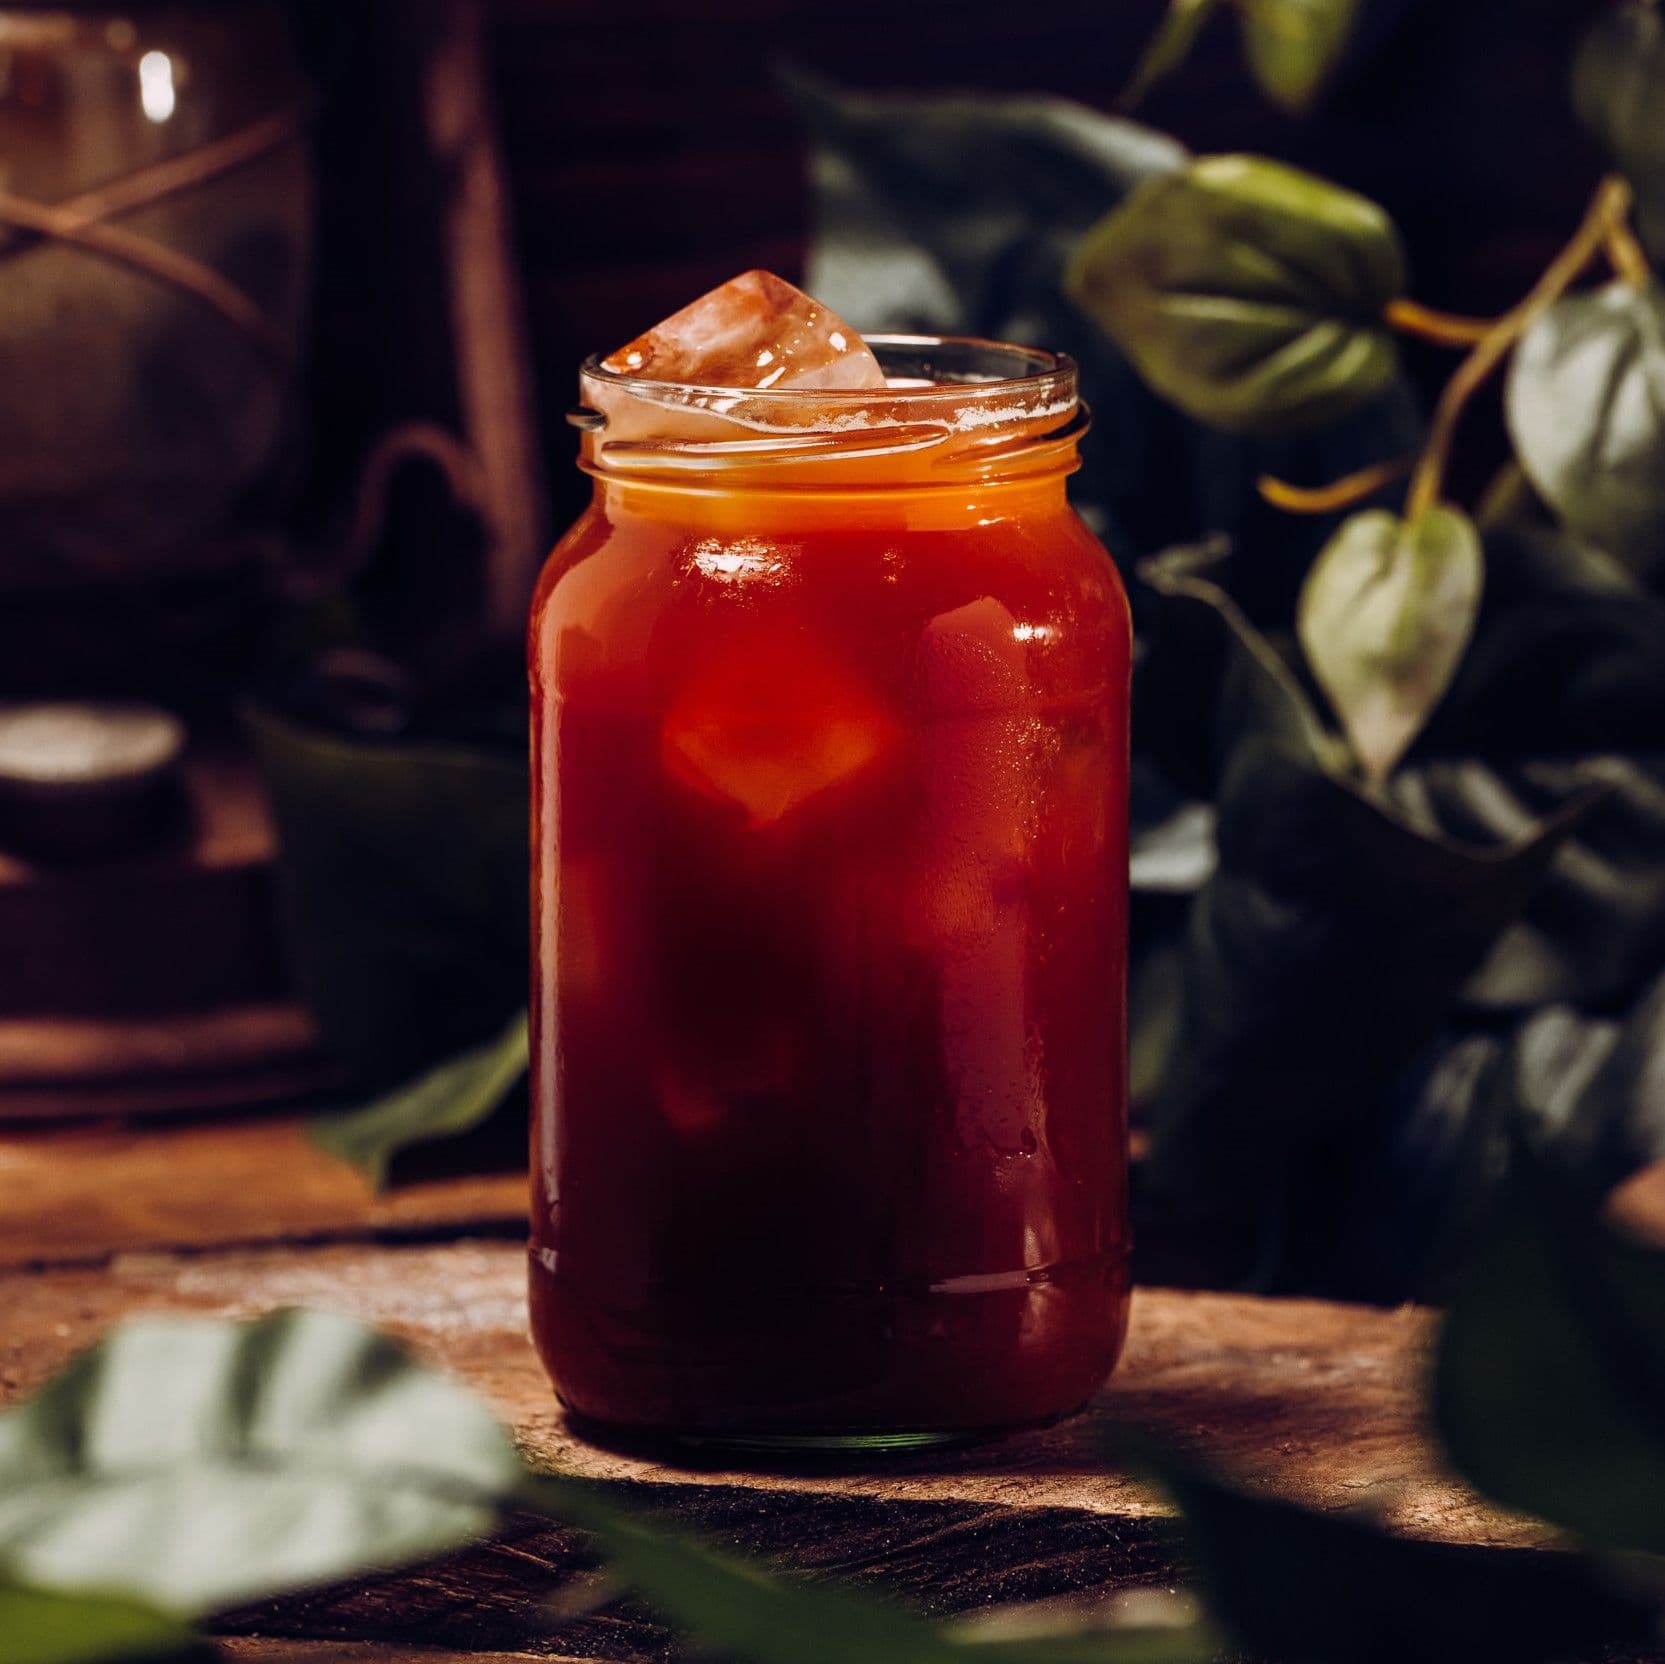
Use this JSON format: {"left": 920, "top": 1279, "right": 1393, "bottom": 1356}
{"left": 1297, "top": 506, "right": 1484, "bottom": 784}
{"left": 1574, "top": 0, "right": 1665, "bottom": 260}
{"left": 0, "top": 1311, "right": 519, "bottom": 1615}
{"left": 309, "top": 1009, "right": 529, "bottom": 1190}
{"left": 1505, "top": 280, "right": 1665, "bottom": 575}
{"left": 248, "top": 706, "right": 528, "bottom": 1083}
{"left": 1435, "top": 1141, "right": 1665, "bottom": 1556}
{"left": 1068, "top": 155, "right": 1405, "bottom": 435}
{"left": 0, "top": 1581, "right": 203, "bottom": 1664}
{"left": 1119, "top": 0, "right": 1224, "bottom": 110}
{"left": 1239, "top": 0, "right": 1359, "bottom": 112}
{"left": 1138, "top": 1444, "right": 1658, "bottom": 1663}
{"left": 519, "top": 1476, "right": 1212, "bottom": 1664}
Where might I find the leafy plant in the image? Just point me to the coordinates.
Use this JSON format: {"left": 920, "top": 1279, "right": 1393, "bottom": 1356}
{"left": 1060, "top": 1, "right": 1665, "bottom": 1288}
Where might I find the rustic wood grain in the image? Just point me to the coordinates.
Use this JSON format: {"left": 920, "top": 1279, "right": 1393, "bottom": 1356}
{"left": 0, "top": 1119, "right": 525, "bottom": 1268}
{"left": 215, "top": 1493, "right": 1182, "bottom": 1658}
{"left": 219, "top": 1644, "right": 586, "bottom": 1663}
{"left": 0, "top": 1236, "right": 1536, "bottom": 1552}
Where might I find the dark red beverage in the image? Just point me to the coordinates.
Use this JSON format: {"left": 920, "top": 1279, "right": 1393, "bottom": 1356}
{"left": 529, "top": 336, "right": 1131, "bottom": 1447}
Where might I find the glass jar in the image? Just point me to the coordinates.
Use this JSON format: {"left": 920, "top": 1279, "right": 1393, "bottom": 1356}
{"left": 528, "top": 337, "right": 1132, "bottom": 1449}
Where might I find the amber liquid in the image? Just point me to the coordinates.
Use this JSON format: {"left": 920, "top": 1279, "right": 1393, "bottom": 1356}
{"left": 529, "top": 474, "right": 1131, "bottom": 1444}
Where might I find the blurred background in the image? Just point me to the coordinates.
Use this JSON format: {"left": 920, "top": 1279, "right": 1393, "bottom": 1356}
{"left": 6, "top": 0, "right": 1655, "bottom": 1301}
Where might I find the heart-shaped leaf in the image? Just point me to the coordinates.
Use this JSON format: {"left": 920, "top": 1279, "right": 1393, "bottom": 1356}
{"left": 1067, "top": 154, "right": 1405, "bottom": 435}
{"left": 1298, "top": 506, "right": 1483, "bottom": 784}
{"left": 309, "top": 1009, "right": 530, "bottom": 1190}
{"left": 1436, "top": 1142, "right": 1665, "bottom": 1558}
{"left": 1505, "top": 280, "right": 1665, "bottom": 575}
{"left": 1239, "top": 0, "right": 1359, "bottom": 113}
{"left": 0, "top": 1581, "right": 203, "bottom": 1664}
{"left": 0, "top": 1310, "right": 520, "bottom": 1615}
{"left": 1574, "top": 0, "right": 1665, "bottom": 260}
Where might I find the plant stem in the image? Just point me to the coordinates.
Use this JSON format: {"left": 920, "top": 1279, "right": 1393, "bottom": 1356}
{"left": 1258, "top": 455, "right": 1412, "bottom": 514}
{"left": 1404, "top": 175, "right": 1633, "bottom": 521}
{"left": 0, "top": 188, "right": 290, "bottom": 369}
{"left": 1605, "top": 219, "right": 1653, "bottom": 287}
{"left": 1384, "top": 299, "right": 1495, "bottom": 348}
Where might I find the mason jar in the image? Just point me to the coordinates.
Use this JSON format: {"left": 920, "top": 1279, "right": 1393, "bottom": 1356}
{"left": 529, "top": 336, "right": 1132, "bottom": 1449}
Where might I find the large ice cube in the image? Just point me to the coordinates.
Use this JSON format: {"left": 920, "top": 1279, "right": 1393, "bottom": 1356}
{"left": 913, "top": 598, "right": 1041, "bottom": 1154}
{"left": 602, "top": 270, "right": 884, "bottom": 391}
{"left": 662, "top": 636, "right": 898, "bottom": 828}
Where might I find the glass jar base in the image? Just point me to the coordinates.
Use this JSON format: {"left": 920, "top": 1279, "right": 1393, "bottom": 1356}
{"left": 559, "top": 1404, "right": 1087, "bottom": 1462}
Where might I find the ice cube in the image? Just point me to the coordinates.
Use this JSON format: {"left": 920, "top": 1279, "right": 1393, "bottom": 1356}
{"left": 912, "top": 598, "right": 1042, "bottom": 1154}
{"left": 662, "top": 636, "right": 898, "bottom": 828}
{"left": 913, "top": 597, "right": 1038, "bottom": 895}
{"left": 602, "top": 270, "right": 884, "bottom": 391}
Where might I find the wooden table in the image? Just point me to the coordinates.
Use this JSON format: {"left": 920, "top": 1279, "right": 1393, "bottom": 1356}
{"left": 0, "top": 1114, "right": 1589, "bottom": 1663}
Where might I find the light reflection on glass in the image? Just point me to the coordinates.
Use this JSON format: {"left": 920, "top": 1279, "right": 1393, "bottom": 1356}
{"left": 689, "top": 537, "right": 788, "bottom": 584}
{"left": 138, "top": 49, "right": 174, "bottom": 123}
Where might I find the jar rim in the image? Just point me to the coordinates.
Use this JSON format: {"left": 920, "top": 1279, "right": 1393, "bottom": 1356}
{"left": 577, "top": 333, "right": 1075, "bottom": 406}
{"left": 572, "top": 333, "right": 1084, "bottom": 489}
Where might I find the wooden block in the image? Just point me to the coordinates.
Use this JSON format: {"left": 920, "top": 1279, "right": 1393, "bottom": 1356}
{"left": 0, "top": 743, "right": 285, "bottom": 1019}
{"left": 0, "top": 1119, "right": 525, "bottom": 1268}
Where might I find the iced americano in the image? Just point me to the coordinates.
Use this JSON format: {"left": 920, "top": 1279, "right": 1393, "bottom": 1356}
{"left": 529, "top": 273, "right": 1132, "bottom": 1446}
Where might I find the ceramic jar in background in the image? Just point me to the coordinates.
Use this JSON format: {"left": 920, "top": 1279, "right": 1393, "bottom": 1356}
{"left": 0, "top": 2, "right": 312, "bottom": 679}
